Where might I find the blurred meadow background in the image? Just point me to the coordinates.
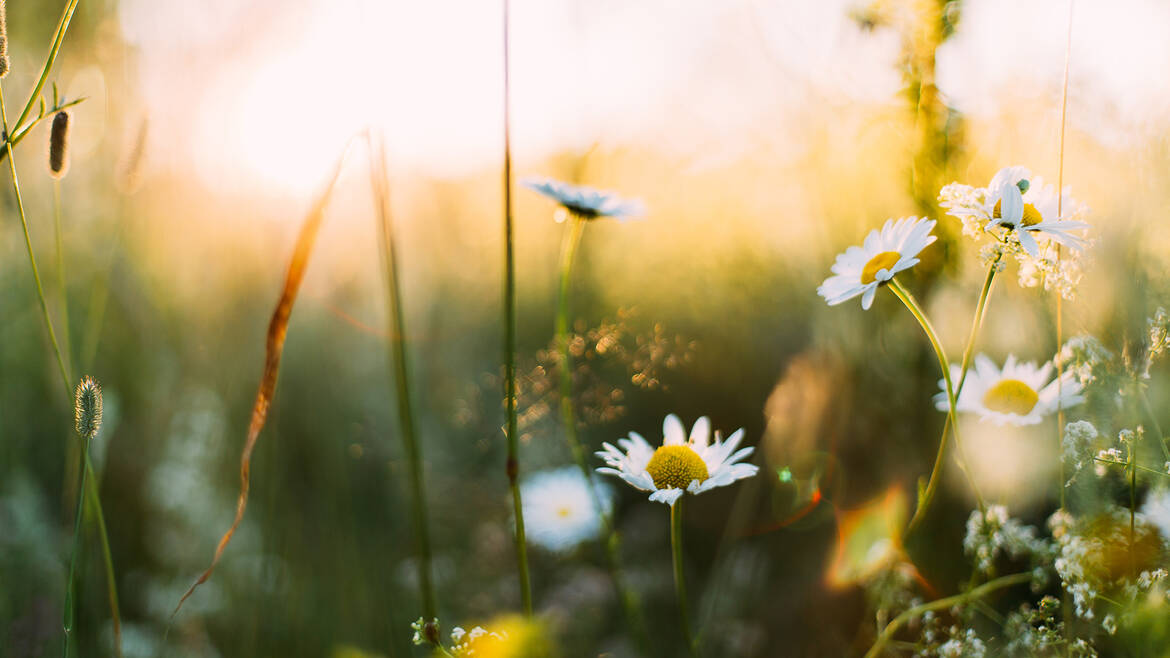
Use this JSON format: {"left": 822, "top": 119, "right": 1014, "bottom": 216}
{"left": 4, "top": 0, "right": 1170, "bottom": 655}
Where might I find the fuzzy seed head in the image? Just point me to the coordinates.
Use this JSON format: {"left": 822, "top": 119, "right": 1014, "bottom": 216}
{"left": 74, "top": 376, "right": 103, "bottom": 441}
{"left": 49, "top": 112, "right": 71, "bottom": 178}
{"left": 0, "top": 1, "right": 8, "bottom": 78}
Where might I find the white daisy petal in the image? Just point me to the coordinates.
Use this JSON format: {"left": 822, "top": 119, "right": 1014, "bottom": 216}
{"left": 663, "top": 415, "right": 686, "bottom": 446}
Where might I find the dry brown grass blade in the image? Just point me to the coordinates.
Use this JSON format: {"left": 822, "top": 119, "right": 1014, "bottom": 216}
{"left": 172, "top": 145, "right": 353, "bottom": 619}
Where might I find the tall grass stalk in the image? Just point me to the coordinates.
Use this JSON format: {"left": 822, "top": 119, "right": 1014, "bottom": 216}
{"left": 367, "top": 133, "right": 438, "bottom": 623}
{"left": 0, "top": 82, "right": 124, "bottom": 657}
{"left": 501, "top": 0, "right": 533, "bottom": 617}
{"left": 555, "top": 215, "right": 647, "bottom": 649}
{"left": 887, "top": 277, "right": 986, "bottom": 516}
{"left": 61, "top": 437, "right": 88, "bottom": 657}
{"left": 670, "top": 499, "right": 698, "bottom": 657}
{"left": 907, "top": 260, "right": 999, "bottom": 534}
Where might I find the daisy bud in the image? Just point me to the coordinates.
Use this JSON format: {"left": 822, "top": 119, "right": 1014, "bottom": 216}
{"left": 0, "top": 1, "right": 9, "bottom": 79}
{"left": 74, "top": 376, "right": 103, "bottom": 441}
{"left": 48, "top": 111, "right": 71, "bottom": 179}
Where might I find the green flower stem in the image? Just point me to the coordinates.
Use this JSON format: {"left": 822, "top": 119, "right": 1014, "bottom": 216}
{"left": 555, "top": 214, "right": 648, "bottom": 651}
{"left": 368, "top": 138, "right": 437, "bottom": 622}
{"left": 906, "top": 262, "right": 997, "bottom": 534}
{"left": 863, "top": 572, "right": 1031, "bottom": 658}
{"left": 671, "top": 499, "right": 698, "bottom": 658}
{"left": 501, "top": 0, "right": 533, "bottom": 617}
{"left": 888, "top": 277, "right": 986, "bottom": 524}
{"left": 62, "top": 444, "right": 88, "bottom": 658}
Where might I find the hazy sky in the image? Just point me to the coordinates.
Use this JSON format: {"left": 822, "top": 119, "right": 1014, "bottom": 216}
{"left": 112, "top": 0, "right": 1170, "bottom": 195}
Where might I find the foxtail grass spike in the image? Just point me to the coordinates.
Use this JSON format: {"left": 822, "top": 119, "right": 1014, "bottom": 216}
{"left": 74, "top": 376, "right": 102, "bottom": 441}
{"left": 49, "top": 111, "right": 70, "bottom": 178}
{"left": 0, "top": 0, "right": 9, "bottom": 78}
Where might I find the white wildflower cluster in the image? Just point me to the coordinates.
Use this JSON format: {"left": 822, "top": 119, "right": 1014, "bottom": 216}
{"left": 917, "top": 611, "right": 986, "bottom": 658}
{"left": 412, "top": 617, "right": 510, "bottom": 656}
{"left": 1060, "top": 335, "right": 1115, "bottom": 388}
{"left": 939, "top": 167, "right": 1091, "bottom": 299}
{"left": 449, "top": 625, "right": 508, "bottom": 656}
{"left": 935, "top": 628, "right": 987, "bottom": 658}
{"left": 1002, "top": 596, "right": 1088, "bottom": 657}
{"left": 963, "top": 505, "right": 1051, "bottom": 575}
{"left": 411, "top": 617, "right": 439, "bottom": 646}
{"left": 1063, "top": 421, "right": 1100, "bottom": 486}
{"left": 1049, "top": 510, "right": 1099, "bottom": 619}
{"left": 1146, "top": 307, "right": 1170, "bottom": 373}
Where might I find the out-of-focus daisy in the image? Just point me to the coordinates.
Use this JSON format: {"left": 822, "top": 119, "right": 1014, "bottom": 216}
{"left": 520, "top": 466, "right": 612, "bottom": 552}
{"left": 939, "top": 166, "right": 1091, "bottom": 298}
{"left": 1142, "top": 488, "right": 1170, "bottom": 544}
{"left": 817, "top": 216, "right": 937, "bottom": 310}
{"left": 935, "top": 354, "right": 1083, "bottom": 426}
{"left": 522, "top": 177, "right": 645, "bottom": 222}
{"left": 596, "top": 414, "right": 758, "bottom": 506}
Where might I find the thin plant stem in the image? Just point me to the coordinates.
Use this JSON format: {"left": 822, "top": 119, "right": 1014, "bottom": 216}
{"left": 367, "top": 134, "right": 437, "bottom": 621}
{"left": 1130, "top": 438, "right": 1137, "bottom": 578}
{"left": 10, "top": 0, "right": 80, "bottom": 134}
{"left": 1055, "top": 0, "right": 1075, "bottom": 639}
{"left": 53, "top": 180, "right": 72, "bottom": 369}
{"left": 864, "top": 572, "right": 1031, "bottom": 658}
{"left": 888, "top": 278, "right": 986, "bottom": 516}
{"left": 671, "top": 499, "right": 698, "bottom": 657}
{"left": 554, "top": 215, "right": 648, "bottom": 650}
{"left": 83, "top": 455, "right": 121, "bottom": 657}
{"left": 907, "top": 261, "right": 998, "bottom": 534}
{"left": 62, "top": 443, "right": 89, "bottom": 658}
{"left": 501, "top": 0, "right": 532, "bottom": 617}
{"left": 1055, "top": 0, "right": 1074, "bottom": 512}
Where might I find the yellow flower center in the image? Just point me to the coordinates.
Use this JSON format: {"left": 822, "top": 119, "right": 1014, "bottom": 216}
{"left": 992, "top": 199, "right": 1043, "bottom": 226}
{"left": 860, "top": 251, "right": 901, "bottom": 285}
{"left": 555, "top": 506, "right": 572, "bottom": 518}
{"left": 645, "top": 445, "right": 709, "bottom": 490}
{"left": 982, "top": 379, "right": 1039, "bottom": 415}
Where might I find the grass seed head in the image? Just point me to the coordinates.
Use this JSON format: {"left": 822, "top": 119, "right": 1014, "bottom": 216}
{"left": 49, "top": 111, "right": 71, "bottom": 178}
{"left": 0, "top": 1, "right": 8, "bottom": 78}
{"left": 74, "top": 376, "right": 103, "bottom": 441}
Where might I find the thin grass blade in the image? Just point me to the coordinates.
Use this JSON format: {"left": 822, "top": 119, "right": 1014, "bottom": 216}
{"left": 172, "top": 143, "right": 352, "bottom": 617}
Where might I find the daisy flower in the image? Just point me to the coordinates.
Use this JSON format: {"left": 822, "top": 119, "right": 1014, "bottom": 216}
{"left": 989, "top": 175, "right": 1090, "bottom": 257}
{"left": 817, "top": 216, "right": 938, "bottom": 310}
{"left": 596, "top": 414, "right": 758, "bottom": 506}
{"left": 520, "top": 466, "right": 612, "bottom": 552}
{"left": 935, "top": 354, "right": 1084, "bottom": 426}
{"left": 522, "top": 177, "right": 646, "bottom": 221}
{"left": 939, "top": 166, "right": 1091, "bottom": 298}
